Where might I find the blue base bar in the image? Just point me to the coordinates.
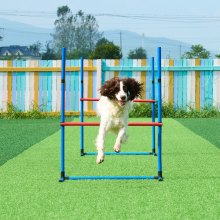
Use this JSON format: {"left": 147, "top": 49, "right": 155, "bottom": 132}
{"left": 158, "top": 176, "right": 163, "bottom": 181}
{"left": 59, "top": 177, "right": 65, "bottom": 182}
{"left": 67, "top": 176, "right": 157, "bottom": 180}
{"left": 84, "top": 152, "right": 155, "bottom": 156}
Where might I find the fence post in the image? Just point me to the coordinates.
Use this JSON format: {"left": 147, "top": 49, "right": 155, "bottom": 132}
{"left": 59, "top": 47, "right": 66, "bottom": 182}
{"left": 157, "top": 47, "right": 163, "bottom": 181}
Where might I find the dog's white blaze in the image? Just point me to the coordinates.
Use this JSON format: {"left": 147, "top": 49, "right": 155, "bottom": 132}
{"left": 115, "top": 81, "right": 127, "bottom": 101}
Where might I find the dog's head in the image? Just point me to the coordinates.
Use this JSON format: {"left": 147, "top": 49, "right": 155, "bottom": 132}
{"left": 100, "top": 77, "right": 143, "bottom": 107}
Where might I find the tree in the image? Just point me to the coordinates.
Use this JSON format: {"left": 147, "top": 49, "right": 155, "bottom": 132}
{"left": 42, "top": 41, "right": 57, "bottom": 60}
{"left": 215, "top": 54, "right": 220, "bottom": 58}
{"left": 90, "top": 38, "right": 122, "bottom": 59}
{"left": 95, "top": 37, "right": 109, "bottom": 47}
{"left": 127, "top": 47, "right": 147, "bottom": 59}
{"left": 52, "top": 6, "right": 102, "bottom": 58}
{"left": 182, "top": 44, "right": 210, "bottom": 59}
{"left": 52, "top": 6, "right": 74, "bottom": 54}
{"left": 73, "top": 10, "right": 102, "bottom": 58}
{"left": 29, "top": 41, "right": 42, "bottom": 56}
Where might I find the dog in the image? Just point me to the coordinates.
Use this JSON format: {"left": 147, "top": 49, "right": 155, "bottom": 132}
{"left": 96, "top": 77, "right": 143, "bottom": 164}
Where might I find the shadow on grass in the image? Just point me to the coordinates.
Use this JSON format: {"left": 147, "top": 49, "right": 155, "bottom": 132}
{"left": 175, "top": 118, "right": 220, "bottom": 150}
{"left": 0, "top": 119, "right": 61, "bottom": 167}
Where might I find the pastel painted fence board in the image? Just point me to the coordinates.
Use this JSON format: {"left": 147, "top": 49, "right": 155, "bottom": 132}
{"left": 0, "top": 59, "right": 220, "bottom": 113}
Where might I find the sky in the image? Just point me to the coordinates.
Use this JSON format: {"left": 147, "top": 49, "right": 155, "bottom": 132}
{"left": 0, "top": 0, "right": 220, "bottom": 54}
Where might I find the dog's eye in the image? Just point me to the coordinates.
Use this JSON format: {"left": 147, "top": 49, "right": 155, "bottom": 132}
{"left": 123, "top": 85, "right": 127, "bottom": 92}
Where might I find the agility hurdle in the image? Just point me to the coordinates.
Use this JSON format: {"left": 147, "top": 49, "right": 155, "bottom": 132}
{"left": 79, "top": 56, "right": 157, "bottom": 156}
{"left": 59, "top": 47, "right": 163, "bottom": 182}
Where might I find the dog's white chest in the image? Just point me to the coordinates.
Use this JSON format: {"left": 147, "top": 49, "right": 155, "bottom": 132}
{"left": 97, "top": 96, "right": 130, "bottom": 131}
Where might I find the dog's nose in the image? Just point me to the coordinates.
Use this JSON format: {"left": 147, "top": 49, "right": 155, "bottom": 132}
{"left": 120, "top": 96, "right": 126, "bottom": 100}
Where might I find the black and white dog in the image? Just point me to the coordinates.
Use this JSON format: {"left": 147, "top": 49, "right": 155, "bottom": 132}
{"left": 96, "top": 77, "right": 143, "bottom": 164}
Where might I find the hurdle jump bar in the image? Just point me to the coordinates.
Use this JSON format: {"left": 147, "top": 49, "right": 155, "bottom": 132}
{"left": 60, "top": 120, "right": 161, "bottom": 156}
{"left": 80, "top": 98, "right": 156, "bottom": 103}
{"left": 83, "top": 152, "right": 154, "bottom": 156}
{"left": 61, "top": 121, "right": 161, "bottom": 157}
{"left": 60, "top": 122, "right": 162, "bottom": 126}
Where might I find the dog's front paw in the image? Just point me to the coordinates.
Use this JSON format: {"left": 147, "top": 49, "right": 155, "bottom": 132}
{"left": 96, "top": 151, "right": 104, "bottom": 164}
{"left": 113, "top": 144, "right": 121, "bottom": 153}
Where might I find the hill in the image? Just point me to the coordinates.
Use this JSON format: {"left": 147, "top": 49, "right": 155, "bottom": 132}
{"left": 0, "top": 18, "right": 52, "bottom": 48}
{"left": 104, "top": 30, "right": 192, "bottom": 58}
{"left": 0, "top": 17, "right": 204, "bottom": 58}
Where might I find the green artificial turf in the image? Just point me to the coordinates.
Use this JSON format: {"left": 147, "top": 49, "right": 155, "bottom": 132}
{"left": 0, "top": 118, "right": 219, "bottom": 219}
{"left": 176, "top": 118, "right": 220, "bottom": 149}
{"left": 0, "top": 119, "right": 60, "bottom": 166}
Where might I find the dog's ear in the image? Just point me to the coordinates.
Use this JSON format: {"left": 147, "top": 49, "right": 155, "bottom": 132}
{"left": 100, "top": 78, "right": 120, "bottom": 99}
{"left": 124, "top": 78, "right": 143, "bottom": 100}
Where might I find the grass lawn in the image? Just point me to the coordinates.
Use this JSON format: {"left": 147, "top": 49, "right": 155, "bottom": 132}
{"left": 176, "top": 118, "right": 220, "bottom": 150}
{"left": 0, "top": 119, "right": 60, "bottom": 166}
{"left": 0, "top": 118, "right": 219, "bottom": 219}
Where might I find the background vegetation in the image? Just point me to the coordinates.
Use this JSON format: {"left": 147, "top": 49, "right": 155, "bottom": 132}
{"left": 129, "top": 103, "right": 220, "bottom": 118}
{"left": 1, "top": 103, "right": 219, "bottom": 119}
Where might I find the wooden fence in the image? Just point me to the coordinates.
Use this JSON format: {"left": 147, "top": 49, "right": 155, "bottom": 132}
{"left": 0, "top": 59, "right": 220, "bottom": 113}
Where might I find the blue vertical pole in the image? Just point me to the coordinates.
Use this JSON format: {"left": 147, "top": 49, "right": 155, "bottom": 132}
{"left": 151, "top": 57, "right": 156, "bottom": 155}
{"left": 80, "top": 57, "right": 84, "bottom": 156}
{"left": 59, "top": 47, "right": 66, "bottom": 182}
{"left": 157, "top": 47, "right": 163, "bottom": 181}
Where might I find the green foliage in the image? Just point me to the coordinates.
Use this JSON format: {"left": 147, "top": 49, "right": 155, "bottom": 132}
{"left": 57, "top": 5, "right": 71, "bottom": 17}
{"left": 4, "top": 104, "right": 24, "bottom": 119}
{"left": 90, "top": 37, "right": 122, "bottom": 59}
{"left": 129, "top": 103, "right": 152, "bottom": 117}
{"left": 129, "top": 103, "right": 220, "bottom": 118}
{"left": 182, "top": 44, "right": 211, "bottom": 59}
{"left": 73, "top": 10, "right": 102, "bottom": 58}
{"left": 0, "top": 104, "right": 48, "bottom": 119}
{"left": 0, "top": 104, "right": 90, "bottom": 119}
{"left": 95, "top": 37, "right": 110, "bottom": 47}
{"left": 52, "top": 5, "right": 74, "bottom": 54}
{"left": 41, "top": 41, "right": 57, "bottom": 60}
{"left": 215, "top": 54, "right": 220, "bottom": 58}
{"left": 2, "top": 103, "right": 219, "bottom": 119}
{"left": 127, "top": 47, "right": 147, "bottom": 59}
{"left": 28, "top": 41, "right": 42, "bottom": 57}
